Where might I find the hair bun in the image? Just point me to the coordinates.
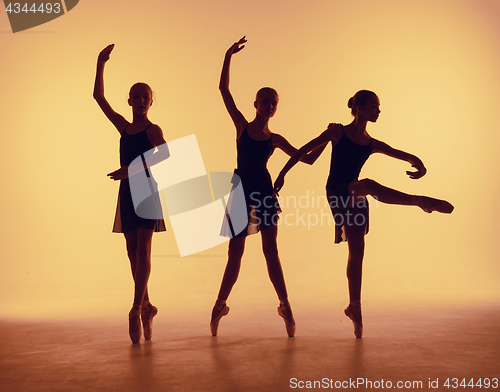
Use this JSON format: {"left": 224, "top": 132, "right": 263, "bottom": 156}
{"left": 348, "top": 97, "right": 354, "bottom": 109}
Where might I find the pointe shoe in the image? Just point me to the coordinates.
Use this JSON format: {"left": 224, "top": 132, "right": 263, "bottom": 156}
{"left": 344, "top": 304, "right": 363, "bottom": 338}
{"left": 129, "top": 310, "right": 142, "bottom": 344}
{"left": 278, "top": 304, "right": 296, "bottom": 337}
{"left": 141, "top": 303, "right": 158, "bottom": 340}
{"left": 416, "top": 196, "right": 454, "bottom": 214}
{"left": 210, "top": 304, "right": 230, "bottom": 336}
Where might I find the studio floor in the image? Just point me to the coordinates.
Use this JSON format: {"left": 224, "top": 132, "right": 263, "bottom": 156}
{"left": 0, "top": 303, "right": 498, "bottom": 392}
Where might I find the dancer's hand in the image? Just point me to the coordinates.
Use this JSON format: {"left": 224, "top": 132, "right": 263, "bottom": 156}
{"left": 226, "top": 36, "right": 247, "bottom": 56}
{"left": 98, "top": 44, "right": 115, "bottom": 64}
{"left": 273, "top": 174, "right": 285, "bottom": 196}
{"left": 107, "top": 166, "right": 128, "bottom": 180}
{"left": 406, "top": 160, "right": 426, "bottom": 179}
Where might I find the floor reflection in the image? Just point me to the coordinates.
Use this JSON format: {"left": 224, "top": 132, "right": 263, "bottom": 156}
{"left": 0, "top": 304, "right": 498, "bottom": 391}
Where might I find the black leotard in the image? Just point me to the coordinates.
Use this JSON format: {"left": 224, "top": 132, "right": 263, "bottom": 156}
{"left": 112, "top": 124, "right": 166, "bottom": 233}
{"left": 226, "top": 125, "right": 281, "bottom": 238}
{"left": 326, "top": 126, "right": 372, "bottom": 243}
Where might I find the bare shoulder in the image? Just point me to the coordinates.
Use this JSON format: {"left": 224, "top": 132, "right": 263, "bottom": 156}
{"left": 371, "top": 138, "right": 391, "bottom": 153}
{"left": 324, "top": 123, "right": 344, "bottom": 145}
{"left": 271, "top": 133, "right": 287, "bottom": 147}
{"left": 117, "top": 120, "right": 130, "bottom": 135}
{"left": 330, "top": 123, "right": 344, "bottom": 137}
{"left": 146, "top": 124, "right": 166, "bottom": 147}
{"left": 105, "top": 113, "right": 128, "bottom": 135}
{"left": 147, "top": 123, "right": 163, "bottom": 135}
{"left": 236, "top": 120, "right": 249, "bottom": 140}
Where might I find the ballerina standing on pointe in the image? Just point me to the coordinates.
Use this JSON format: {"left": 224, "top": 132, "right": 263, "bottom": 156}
{"left": 93, "top": 44, "right": 170, "bottom": 344}
{"left": 210, "top": 37, "right": 328, "bottom": 337}
{"left": 273, "top": 90, "right": 453, "bottom": 338}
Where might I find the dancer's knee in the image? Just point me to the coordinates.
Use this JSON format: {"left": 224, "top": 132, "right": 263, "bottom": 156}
{"left": 228, "top": 239, "right": 245, "bottom": 259}
{"left": 127, "top": 250, "right": 137, "bottom": 263}
{"left": 346, "top": 229, "right": 365, "bottom": 257}
{"left": 348, "top": 241, "right": 365, "bottom": 257}
{"left": 262, "top": 242, "right": 278, "bottom": 259}
{"left": 352, "top": 178, "right": 380, "bottom": 197}
{"left": 125, "top": 238, "right": 137, "bottom": 257}
{"left": 135, "top": 243, "right": 151, "bottom": 263}
{"left": 346, "top": 244, "right": 364, "bottom": 280}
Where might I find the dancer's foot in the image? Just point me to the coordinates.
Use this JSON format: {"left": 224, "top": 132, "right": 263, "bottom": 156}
{"left": 278, "top": 303, "right": 296, "bottom": 337}
{"left": 141, "top": 303, "right": 158, "bottom": 340}
{"left": 210, "top": 302, "right": 230, "bottom": 336}
{"left": 344, "top": 304, "right": 363, "bottom": 338}
{"left": 129, "top": 308, "right": 142, "bottom": 344}
{"left": 414, "top": 196, "right": 454, "bottom": 214}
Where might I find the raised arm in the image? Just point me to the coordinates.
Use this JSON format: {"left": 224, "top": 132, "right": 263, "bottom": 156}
{"left": 273, "top": 124, "right": 342, "bottom": 194}
{"left": 372, "top": 139, "right": 427, "bottom": 179}
{"left": 219, "top": 37, "right": 248, "bottom": 136}
{"left": 93, "top": 44, "right": 128, "bottom": 133}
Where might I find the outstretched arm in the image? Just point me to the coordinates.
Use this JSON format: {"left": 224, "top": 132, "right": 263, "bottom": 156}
{"left": 372, "top": 139, "right": 427, "bottom": 179}
{"left": 93, "top": 44, "right": 128, "bottom": 133}
{"left": 273, "top": 124, "right": 342, "bottom": 194}
{"left": 219, "top": 37, "right": 248, "bottom": 136}
{"left": 273, "top": 133, "right": 329, "bottom": 165}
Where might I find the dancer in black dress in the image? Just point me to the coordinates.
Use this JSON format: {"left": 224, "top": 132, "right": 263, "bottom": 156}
{"left": 222, "top": 123, "right": 282, "bottom": 238}
{"left": 93, "top": 44, "right": 169, "bottom": 343}
{"left": 274, "top": 90, "right": 453, "bottom": 338}
{"left": 210, "top": 37, "right": 327, "bottom": 337}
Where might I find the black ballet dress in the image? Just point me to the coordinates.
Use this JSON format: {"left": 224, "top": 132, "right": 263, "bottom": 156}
{"left": 112, "top": 123, "right": 166, "bottom": 233}
{"left": 227, "top": 125, "right": 281, "bottom": 238}
{"left": 326, "top": 126, "right": 372, "bottom": 243}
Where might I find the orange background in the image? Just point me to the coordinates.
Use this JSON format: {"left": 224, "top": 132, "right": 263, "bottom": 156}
{"left": 0, "top": 0, "right": 499, "bottom": 320}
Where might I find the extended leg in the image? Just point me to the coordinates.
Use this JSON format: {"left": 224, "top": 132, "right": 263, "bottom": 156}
{"left": 217, "top": 237, "right": 246, "bottom": 301}
{"left": 349, "top": 179, "right": 453, "bottom": 213}
{"left": 124, "top": 228, "right": 154, "bottom": 343}
{"left": 124, "top": 230, "right": 151, "bottom": 305}
{"left": 133, "top": 227, "right": 154, "bottom": 307}
{"left": 344, "top": 222, "right": 366, "bottom": 304}
{"left": 261, "top": 225, "right": 295, "bottom": 337}
{"left": 210, "top": 236, "right": 246, "bottom": 336}
{"left": 261, "top": 224, "right": 289, "bottom": 303}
